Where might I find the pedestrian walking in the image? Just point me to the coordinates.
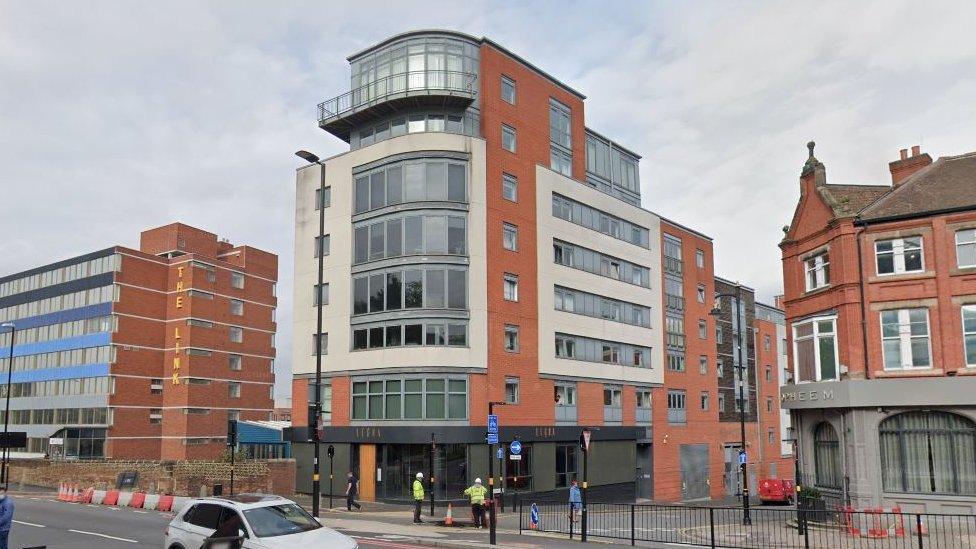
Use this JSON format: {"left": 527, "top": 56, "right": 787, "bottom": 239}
{"left": 0, "top": 488, "right": 13, "bottom": 549}
{"left": 463, "top": 478, "right": 488, "bottom": 529}
{"left": 412, "top": 472, "right": 425, "bottom": 523}
{"left": 569, "top": 479, "right": 582, "bottom": 523}
{"left": 345, "top": 471, "right": 361, "bottom": 511}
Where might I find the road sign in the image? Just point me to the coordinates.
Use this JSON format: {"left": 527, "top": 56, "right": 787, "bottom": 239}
{"left": 487, "top": 414, "right": 499, "bottom": 434}
{"left": 487, "top": 432, "right": 499, "bottom": 445}
{"left": 510, "top": 440, "right": 522, "bottom": 455}
{"left": 739, "top": 451, "right": 747, "bottom": 465}
{"left": 497, "top": 447, "right": 504, "bottom": 459}
{"left": 0, "top": 431, "right": 26, "bottom": 449}
{"left": 49, "top": 437, "right": 64, "bottom": 446}
{"left": 530, "top": 503, "right": 540, "bottom": 528}
{"left": 581, "top": 430, "right": 592, "bottom": 452}
{"left": 510, "top": 454, "right": 522, "bottom": 461}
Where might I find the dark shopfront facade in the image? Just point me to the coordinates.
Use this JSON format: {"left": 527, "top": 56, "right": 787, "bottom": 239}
{"left": 291, "top": 425, "right": 649, "bottom": 504}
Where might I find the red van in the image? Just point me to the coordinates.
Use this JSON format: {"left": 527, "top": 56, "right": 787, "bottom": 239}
{"left": 758, "top": 478, "right": 795, "bottom": 504}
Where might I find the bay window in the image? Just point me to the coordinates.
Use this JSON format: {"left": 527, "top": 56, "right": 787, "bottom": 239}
{"left": 804, "top": 252, "right": 830, "bottom": 291}
{"left": 792, "top": 316, "right": 838, "bottom": 382}
{"left": 881, "top": 308, "right": 931, "bottom": 370}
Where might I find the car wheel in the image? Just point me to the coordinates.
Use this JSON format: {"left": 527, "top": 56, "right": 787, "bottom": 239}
{"left": 169, "top": 544, "right": 186, "bottom": 549}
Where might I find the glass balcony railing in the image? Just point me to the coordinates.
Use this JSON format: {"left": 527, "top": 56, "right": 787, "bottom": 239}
{"left": 318, "top": 70, "right": 478, "bottom": 124}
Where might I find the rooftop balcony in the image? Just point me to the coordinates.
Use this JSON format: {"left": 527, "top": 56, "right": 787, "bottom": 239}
{"left": 318, "top": 70, "right": 478, "bottom": 142}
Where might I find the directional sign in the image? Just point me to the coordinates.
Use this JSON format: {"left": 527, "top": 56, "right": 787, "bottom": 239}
{"left": 738, "top": 451, "right": 747, "bottom": 465}
{"left": 510, "top": 440, "right": 522, "bottom": 455}
{"left": 487, "top": 432, "right": 499, "bottom": 445}
{"left": 497, "top": 447, "right": 504, "bottom": 460}
{"left": 530, "top": 503, "right": 540, "bottom": 528}
{"left": 487, "top": 415, "right": 499, "bottom": 434}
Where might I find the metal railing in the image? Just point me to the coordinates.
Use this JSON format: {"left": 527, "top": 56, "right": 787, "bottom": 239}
{"left": 519, "top": 499, "right": 976, "bottom": 548}
{"left": 318, "top": 70, "right": 478, "bottom": 122}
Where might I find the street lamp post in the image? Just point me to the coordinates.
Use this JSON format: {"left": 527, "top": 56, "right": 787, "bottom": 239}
{"left": 296, "top": 150, "right": 326, "bottom": 517}
{"left": 487, "top": 400, "right": 506, "bottom": 546}
{"left": 1, "top": 323, "right": 14, "bottom": 488}
{"left": 711, "top": 283, "right": 752, "bottom": 526}
{"left": 785, "top": 424, "right": 804, "bottom": 534}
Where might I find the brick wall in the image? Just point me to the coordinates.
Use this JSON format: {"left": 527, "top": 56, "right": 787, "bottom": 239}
{"left": 10, "top": 459, "right": 295, "bottom": 496}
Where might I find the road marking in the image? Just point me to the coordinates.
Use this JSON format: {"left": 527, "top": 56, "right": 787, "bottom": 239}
{"left": 353, "top": 537, "right": 425, "bottom": 549}
{"left": 14, "top": 520, "right": 46, "bottom": 528}
{"left": 68, "top": 529, "right": 138, "bottom": 543}
{"left": 133, "top": 510, "right": 147, "bottom": 514}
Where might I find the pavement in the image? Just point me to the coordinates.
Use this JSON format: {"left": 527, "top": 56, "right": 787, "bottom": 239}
{"left": 6, "top": 491, "right": 678, "bottom": 549}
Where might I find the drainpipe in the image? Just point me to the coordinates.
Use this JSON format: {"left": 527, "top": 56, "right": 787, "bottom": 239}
{"left": 854, "top": 220, "right": 870, "bottom": 377}
{"left": 840, "top": 412, "right": 850, "bottom": 507}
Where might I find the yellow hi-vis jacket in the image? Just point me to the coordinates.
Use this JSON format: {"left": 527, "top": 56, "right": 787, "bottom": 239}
{"left": 464, "top": 484, "right": 488, "bottom": 504}
{"left": 412, "top": 479, "right": 425, "bottom": 500}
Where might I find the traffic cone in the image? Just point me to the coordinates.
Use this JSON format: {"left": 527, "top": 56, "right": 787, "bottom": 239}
{"left": 71, "top": 484, "right": 80, "bottom": 503}
{"left": 58, "top": 482, "right": 66, "bottom": 501}
{"left": 444, "top": 502, "right": 453, "bottom": 526}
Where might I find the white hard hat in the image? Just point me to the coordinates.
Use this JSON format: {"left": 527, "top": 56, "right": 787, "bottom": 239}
{"left": 416, "top": 472, "right": 423, "bottom": 478}
{"left": 475, "top": 478, "right": 482, "bottom": 484}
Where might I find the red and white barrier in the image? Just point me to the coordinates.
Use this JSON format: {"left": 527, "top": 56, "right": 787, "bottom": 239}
{"left": 843, "top": 506, "right": 908, "bottom": 538}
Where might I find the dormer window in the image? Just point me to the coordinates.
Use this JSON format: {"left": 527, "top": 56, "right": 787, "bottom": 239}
{"left": 804, "top": 252, "right": 830, "bottom": 291}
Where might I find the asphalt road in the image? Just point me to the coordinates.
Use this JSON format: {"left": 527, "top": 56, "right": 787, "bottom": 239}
{"left": 6, "top": 496, "right": 441, "bottom": 549}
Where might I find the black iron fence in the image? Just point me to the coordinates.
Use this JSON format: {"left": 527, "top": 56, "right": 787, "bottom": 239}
{"left": 519, "top": 500, "right": 976, "bottom": 548}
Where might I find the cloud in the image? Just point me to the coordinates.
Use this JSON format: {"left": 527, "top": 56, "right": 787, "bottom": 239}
{"left": 2, "top": 0, "right": 975, "bottom": 401}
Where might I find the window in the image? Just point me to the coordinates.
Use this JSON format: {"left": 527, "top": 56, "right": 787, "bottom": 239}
{"left": 717, "top": 359, "right": 725, "bottom": 377}
{"left": 880, "top": 411, "right": 976, "bottom": 496}
{"left": 768, "top": 428, "right": 776, "bottom": 444}
{"left": 813, "top": 422, "right": 841, "bottom": 489}
{"left": 963, "top": 306, "right": 976, "bottom": 366}
{"left": 551, "top": 194, "right": 650, "bottom": 248}
{"left": 700, "top": 391, "right": 709, "bottom": 411}
{"left": 553, "top": 239, "right": 650, "bottom": 287}
{"left": 501, "top": 75, "right": 516, "bottom": 104}
{"left": 149, "top": 409, "right": 162, "bottom": 424}
{"left": 229, "top": 354, "right": 242, "bottom": 371}
{"left": 503, "top": 223, "right": 518, "bottom": 251}
{"left": 718, "top": 393, "right": 726, "bottom": 412}
{"left": 501, "top": 124, "right": 516, "bottom": 152}
{"left": 766, "top": 397, "right": 773, "bottom": 413}
{"left": 315, "top": 186, "right": 331, "bottom": 210}
{"left": 698, "top": 320, "right": 707, "bottom": 339}
{"left": 313, "top": 283, "right": 329, "bottom": 306}
{"left": 804, "top": 252, "right": 830, "bottom": 291}
{"left": 603, "top": 386, "right": 622, "bottom": 423}
{"left": 876, "top": 237, "right": 923, "bottom": 275}
{"left": 716, "top": 325, "right": 723, "bottom": 344}
{"left": 504, "top": 325, "right": 519, "bottom": 352}
{"left": 354, "top": 158, "right": 467, "bottom": 214}
{"left": 555, "top": 444, "right": 577, "bottom": 487}
{"left": 229, "top": 299, "right": 243, "bottom": 316}
{"left": 505, "top": 377, "right": 519, "bottom": 404}
{"left": 549, "top": 99, "right": 573, "bottom": 176}
{"left": 881, "top": 308, "right": 931, "bottom": 370}
{"left": 667, "top": 352, "right": 685, "bottom": 372}
{"left": 230, "top": 272, "right": 245, "bottom": 289}
{"left": 765, "top": 365, "right": 772, "bottom": 382}
{"left": 184, "top": 503, "right": 223, "bottom": 529}
{"left": 351, "top": 376, "right": 467, "bottom": 421}
{"left": 636, "top": 390, "right": 652, "bottom": 423}
{"left": 503, "top": 273, "right": 518, "bottom": 301}
{"left": 956, "top": 229, "right": 976, "bottom": 268}
{"left": 555, "top": 333, "right": 650, "bottom": 368}
{"left": 699, "top": 355, "right": 708, "bottom": 375}
{"left": 228, "top": 382, "right": 241, "bottom": 399}
{"left": 697, "top": 285, "right": 706, "bottom": 303}
{"left": 696, "top": 249, "right": 705, "bottom": 268}
{"left": 314, "top": 235, "right": 330, "bottom": 258}
{"left": 229, "top": 326, "right": 243, "bottom": 343}
{"left": 792, "top": 316, "right": 837, "bottom": 382}
{"left": 667, "top": 390, "right": 687, "bottom": 424}
{"left": 502, "top": 173, "right": 518, "bottom": 202}
{"left": 150, "top": 379, "right": 162, "bottom": 395}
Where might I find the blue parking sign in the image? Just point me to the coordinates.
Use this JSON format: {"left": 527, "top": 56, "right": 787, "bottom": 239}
{"left": 487, "top": 432, "right": 499, "bottom": 444}
{"left": 488, "top": 415, "right": 499, "bottom": 434}
{"left": 510, "top": 440, "right": 522, "bottom": 455}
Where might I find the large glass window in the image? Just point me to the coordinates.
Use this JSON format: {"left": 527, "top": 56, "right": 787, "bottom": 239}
{"left": 880, "top": 308, "right": 931, "bottom": 370}
{"left": 354, "top": 158, "right": 467, "bottom": 214}
{"left": 879, "top": 412, "right": 976, "bottom": 496}
{"left": 876, "top": 237, "right": 923, "bottom": 275}
{"left": 813, "top": 422, "right": 841, "bottom": 489}
{"left": 555, "top": 444, "right": 577, "bottom": 488}
{"left": 354, "top": 214, "right": 466, "bottom": 264}
{"left": 792, "top": 316, "right": 837, "bottom": 382}
{"left": 553, "top": 239, "right": 650, "bottom": 287}
{"left": 667, "top": 390, "right": 686, "bottom": 424}
{"left": 956, "top": 229, "right": 976, "bottom": 268}
{"left": 352, "top": 267, "right": 466, "bottom": 314}
{"left": 555, "top": 333, "right": 651, "bottom": 368}
{"left": 351, "top": 376, "right": 467, "bottom": 421}
{"left": 502, "top": 173, "right": 517, "bottom": 202}
{"left": 549, "top": 99, "right": 573, "bottom": 176}
{"left": 554, "top": 286, "right": 650, "bottom": 328}
{"left": 501, "top": 124, "right": 516, "bottom": 153}
{"left": 352, "top": 320, "right": 466, "bottom": 351}
{"left": 500, "top": 75, "right": 516, "bottom": 104}
{"left": 804, "top": 252, "right": 830, "bottom": 291}
{"left": 551, "top": 194, "right": 650, "bottom": 248}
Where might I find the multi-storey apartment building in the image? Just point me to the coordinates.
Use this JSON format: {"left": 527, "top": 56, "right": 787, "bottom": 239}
{"left": 0, "top": 223, "right": 277, "bottom": 460}
{"left": 291, "top": 30, "right": 664, "bottom": 502}
{"left": 780, "top": 143, "right": 976, "bottom": 512}
{"left": 754, "top": 303, "right": 793, "bottom": 482}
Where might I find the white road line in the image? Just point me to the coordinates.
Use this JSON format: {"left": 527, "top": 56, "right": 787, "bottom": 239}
{"left": 133, "top": 510, "right": 147, "bottom": 514}
{"left": 13, "top": 519, "right": 46, "bottom": 528}
{"left": 68, "top": 529, "right": 138, "bottom": 543}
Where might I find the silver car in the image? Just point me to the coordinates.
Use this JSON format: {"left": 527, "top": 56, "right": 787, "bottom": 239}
{"left": 164, "top": 494, "right": 357, "bottom": 549}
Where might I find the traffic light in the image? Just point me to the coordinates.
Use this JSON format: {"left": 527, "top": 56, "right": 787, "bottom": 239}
{"left": 307, "top": 404, "right": 320, "bottom": 441}
{"left": 327, "top": 445, "right": 335, "bottom": 459}
{"left": 227, "top": 419, "right": 237, "bottom": 447}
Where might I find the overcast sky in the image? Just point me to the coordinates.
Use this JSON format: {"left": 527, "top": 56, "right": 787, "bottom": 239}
{"left": 3, "top": 1, "right": 975, "bottom": 402}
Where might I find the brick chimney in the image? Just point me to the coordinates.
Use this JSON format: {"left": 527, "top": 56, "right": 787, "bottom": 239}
{"left": 889, "top": 145, "right": 932, "bottom": 187}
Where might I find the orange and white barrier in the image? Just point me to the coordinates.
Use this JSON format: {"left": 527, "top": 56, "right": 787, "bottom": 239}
{"left": 843, "top": 506, "right": 907, "bottom": 538}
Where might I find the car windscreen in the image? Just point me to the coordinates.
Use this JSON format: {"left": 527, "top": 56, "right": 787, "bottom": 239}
{"left": 242, "top": 504, "right": 322, "bottom": 538}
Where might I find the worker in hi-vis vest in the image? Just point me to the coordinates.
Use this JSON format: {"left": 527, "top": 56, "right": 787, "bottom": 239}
{"left": 463, "top": 478, "right": 489, "bottom": 529}
{"left": 412, "top": 472, "right": 426, "bottom": 524}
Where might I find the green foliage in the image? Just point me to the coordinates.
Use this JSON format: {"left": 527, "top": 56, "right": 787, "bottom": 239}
{"left": 799, "top": 486, "right": 822, "bottom": 499}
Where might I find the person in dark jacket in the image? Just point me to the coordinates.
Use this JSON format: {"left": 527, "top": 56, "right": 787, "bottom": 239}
{"left": 346, "top": 472, "right": 362, "bottom": 511}
{"left": 0, "top": 488, "right": 14, "bottom": 549}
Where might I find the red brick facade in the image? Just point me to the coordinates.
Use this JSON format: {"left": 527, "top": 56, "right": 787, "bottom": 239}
{"left": 108, "top": 223, "right": 277, "bottom": 459}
